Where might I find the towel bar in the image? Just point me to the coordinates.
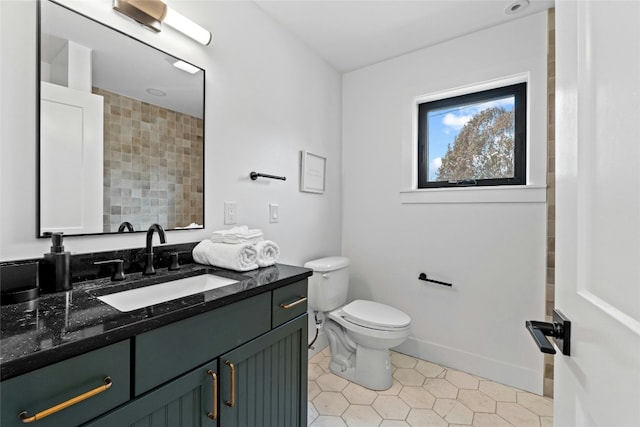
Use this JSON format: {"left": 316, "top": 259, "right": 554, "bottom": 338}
{"left": 250, "top": 171, "right": 286, "bottom": 181}
{"left": 418, "top": 273, "right": 452, "bottom": 287}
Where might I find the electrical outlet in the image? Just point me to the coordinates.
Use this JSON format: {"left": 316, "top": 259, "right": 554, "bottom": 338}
{"left": 224, "top": 202, "right": 236, "bottom": 225}
{"left": 269, "top": 203, "right": 279, "bottom": 223}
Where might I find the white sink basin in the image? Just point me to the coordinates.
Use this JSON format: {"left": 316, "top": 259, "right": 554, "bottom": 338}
{"left": 97, "top": 274, "right": 238, "bottom": 312}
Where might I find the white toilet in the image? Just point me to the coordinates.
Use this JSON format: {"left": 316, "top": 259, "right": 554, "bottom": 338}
{"left": 304, "top": 256, "right": 411, "bottom": 390}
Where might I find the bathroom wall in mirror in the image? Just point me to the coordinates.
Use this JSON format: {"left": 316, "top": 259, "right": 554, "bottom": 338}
{"left": 38, "top": 0, "right": 205, "bottom": 237}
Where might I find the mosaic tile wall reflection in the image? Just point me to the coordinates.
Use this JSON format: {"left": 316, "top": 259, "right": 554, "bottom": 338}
{"left": 95, "top": 87, "right": 203, "bottom": 233}
{"left": 544, "top": 8, "right": 556, "bottom": 398}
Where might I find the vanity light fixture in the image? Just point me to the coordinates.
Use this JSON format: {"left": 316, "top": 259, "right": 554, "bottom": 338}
{"left": 173, "top": 60, "right": 200, "bottom": 74}
{"left": 113, "top": 0, "right": 212, "bottom": 46}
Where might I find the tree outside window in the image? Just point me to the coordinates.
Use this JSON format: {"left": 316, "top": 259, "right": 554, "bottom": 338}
{"left": 417, "top": 82, "right": 526, "bottom": 188}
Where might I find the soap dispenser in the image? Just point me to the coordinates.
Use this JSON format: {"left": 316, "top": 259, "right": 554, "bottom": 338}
{"left": 40, "top": 232, "right": 72, "bottom": 293}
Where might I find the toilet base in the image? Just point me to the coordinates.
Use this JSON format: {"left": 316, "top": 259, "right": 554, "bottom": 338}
{"left": 329, "top": 346, "right": 393, "bottom": 391}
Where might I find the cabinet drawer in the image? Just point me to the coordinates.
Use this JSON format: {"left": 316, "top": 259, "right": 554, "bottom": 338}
{"left": 0, "top": 340, "right": 130, "bottom": 427}
{"left": 272, "top": 279, "right": 308, "bottom": 328}
{"left": 135, "top": 292, "right": 271, "bottom": 395}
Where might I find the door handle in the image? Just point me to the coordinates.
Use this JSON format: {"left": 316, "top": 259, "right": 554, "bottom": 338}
{"left": 525, "top": 308, "right": 571, "bottom": 356}
{"left": 206, "top": 370, "right": 217, "bottom": 420}
{"left": 224, "top": 360, "right": 235, "bottom": 407}
{"left": 280, "top": 296, "right": 307, "bottom": 309}
{"left": 525, "top": 321, "right": 558, "bottom": 354}
{"left": 19, "top": 377, "right": 112, "bottom": 423}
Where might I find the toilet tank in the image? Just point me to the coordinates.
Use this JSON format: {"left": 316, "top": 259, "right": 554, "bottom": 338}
{"left": 304, "top": 256, "right": 350, "bottom": 312}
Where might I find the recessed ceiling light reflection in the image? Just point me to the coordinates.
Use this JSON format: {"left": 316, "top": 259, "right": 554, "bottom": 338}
{"left": 145, "top": 88, "right": 167, "bottom": 96}
{"left": 505, "top": 0, "right": 529, "bottom": 15}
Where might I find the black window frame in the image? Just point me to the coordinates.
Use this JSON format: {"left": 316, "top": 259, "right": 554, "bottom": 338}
{"left": 417, "top": 82, "right": 527, "bottom": 189}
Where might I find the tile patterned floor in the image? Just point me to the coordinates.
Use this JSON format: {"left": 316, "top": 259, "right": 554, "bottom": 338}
{"left": 308, "top": 348, "right": 553, "bottom": 427}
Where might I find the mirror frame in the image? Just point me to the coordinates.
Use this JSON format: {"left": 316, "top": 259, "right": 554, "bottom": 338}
{"left": 36, "top": 0, "right": 205, "bottom": 238}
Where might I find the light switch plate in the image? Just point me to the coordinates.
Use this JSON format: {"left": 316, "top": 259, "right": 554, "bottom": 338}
{"left": 269, "top": 203, "right": 279, "bottom": 223}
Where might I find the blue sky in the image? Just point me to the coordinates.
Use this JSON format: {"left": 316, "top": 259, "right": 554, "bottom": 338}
{"left": 426, "top": 96, "right": 515, "bottom": 180}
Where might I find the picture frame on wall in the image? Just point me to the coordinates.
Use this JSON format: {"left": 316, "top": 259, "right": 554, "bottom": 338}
{"left": 300, "top": 151, "right": 326, "bottom": 194}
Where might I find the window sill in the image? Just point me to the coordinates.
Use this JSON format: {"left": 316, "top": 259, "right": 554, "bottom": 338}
{"left": 399, "top": 185, "right": 547, "bottom": 204}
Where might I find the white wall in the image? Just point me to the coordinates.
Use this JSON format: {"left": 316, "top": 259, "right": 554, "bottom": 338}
{"left": 342, "top": 12, "right": 547, "bottom": 393}
{"left": 0, "top": 0, "right": 342, "bottom": 266}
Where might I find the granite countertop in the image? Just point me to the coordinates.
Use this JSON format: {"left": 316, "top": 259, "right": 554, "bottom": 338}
{"left": 0, "top": 263, "right": 312, "bottom": 381}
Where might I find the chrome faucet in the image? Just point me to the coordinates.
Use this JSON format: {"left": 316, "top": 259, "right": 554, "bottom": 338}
{"left": 143, "top": 223, "right": 167, "bottom": 275}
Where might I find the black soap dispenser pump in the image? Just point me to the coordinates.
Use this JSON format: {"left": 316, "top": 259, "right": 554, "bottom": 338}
{"left": 41, "top": 232, "right": 72, "bottom": 293}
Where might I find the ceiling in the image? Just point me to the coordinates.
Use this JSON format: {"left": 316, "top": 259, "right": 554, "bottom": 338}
{"left": 253, "top": 0, "right": 555, "bottom": 72}
{"left": 39, "top": 0, "right": 555, "bottom": 112}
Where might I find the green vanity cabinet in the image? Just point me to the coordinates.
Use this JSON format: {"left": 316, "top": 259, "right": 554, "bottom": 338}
{"left": 0, "top": 340, "right": 130, "bottom": 427}
{"left": 82, "top": 361, "right": 219, "bottom": 427}
{"left": 4, "top": 278, "right": 309, "bottom": 427}
{"left": 85, "top": 314, "right": 308, "bottom": 427}
{"left": 219, "top": 315, "right": 308, "bottom": 427}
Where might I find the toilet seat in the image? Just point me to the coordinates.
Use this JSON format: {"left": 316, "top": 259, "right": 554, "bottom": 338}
{"left": 340, "top": 300, "right": 411, "bottom": 330}
{"left": 328, "top": 302, "right": 411, "bottom": 347}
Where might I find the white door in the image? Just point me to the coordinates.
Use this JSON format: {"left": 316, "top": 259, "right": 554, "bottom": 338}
{"left": 40, "top": 81, "right": 103, "bottom": 235}
{"left": 554, "top": 1, "right": 640, "bottom": 426}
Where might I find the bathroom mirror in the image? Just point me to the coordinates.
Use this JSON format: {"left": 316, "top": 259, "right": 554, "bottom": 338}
{"left": 38, "top": 0, "right": 205, "bottom": 237}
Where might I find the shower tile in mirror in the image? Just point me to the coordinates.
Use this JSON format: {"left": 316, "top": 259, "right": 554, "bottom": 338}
{"left": 96, "top": 88, "right": 203, "bottom": 233}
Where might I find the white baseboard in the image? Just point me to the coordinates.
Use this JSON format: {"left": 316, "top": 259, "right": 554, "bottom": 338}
{"left": 393, "top": 337, "right": 542, "bottom": 394}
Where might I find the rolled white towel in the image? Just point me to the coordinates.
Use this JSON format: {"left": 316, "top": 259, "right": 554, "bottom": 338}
{"left": 210, "top": 225, "right": 247, "bottom": 238}
{"left": 215, "top": 234, "right": 263, "bottom": 244}
{"left": 192, "top": 240, "right": 258, "bottom": 272}
{"left": 211, "top": 226, "right": 263, "bottom": 244}
{"left": 255, "top": 240, "right": 280, "bottom": 267}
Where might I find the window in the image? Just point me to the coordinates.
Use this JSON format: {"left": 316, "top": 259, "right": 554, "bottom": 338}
{"left": 417, "top": 82, "right": 527, "bottom": 188}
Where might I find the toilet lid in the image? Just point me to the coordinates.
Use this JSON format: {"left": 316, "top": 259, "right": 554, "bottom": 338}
{"left": 342, "top": 300, "right": 411, "bottom": 329}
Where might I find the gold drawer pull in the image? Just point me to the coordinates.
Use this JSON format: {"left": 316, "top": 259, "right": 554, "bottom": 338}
{"left": 206, "top": 370, "right": 218, "bottom": 420}
{"left": 224, "top": 361, "right": 235, "bottom": 407}
{"left": 279, "top": 296, "right": 307, "bottom": 309}
{"left": 18, "top": 377, "right": 112, "bottom": 423}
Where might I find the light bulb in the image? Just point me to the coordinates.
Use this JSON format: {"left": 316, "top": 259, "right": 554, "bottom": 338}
{"left": 164, "top": 7, "right": 212, "bottom": 46}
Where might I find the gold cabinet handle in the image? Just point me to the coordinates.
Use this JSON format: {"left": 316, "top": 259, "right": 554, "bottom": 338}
{"left": 18, "top": 377, "right": 112, "bottom": 423}
{"left": 224, "top": 360, "right": 235, "bottom": 407}
{"left": 206, "top": 370, "right": 218, "bottom": 420}
{"left": 279, "top": 296, "right": 307, "bottom": 309}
